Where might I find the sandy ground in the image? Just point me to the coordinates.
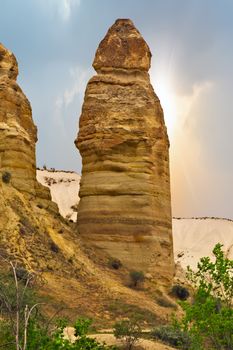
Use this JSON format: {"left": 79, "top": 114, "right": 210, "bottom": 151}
{"left": 37, "top": 169, "right": 233, "bottom": 271}
{"left": 63, "top": 327, "right": 175, "bottom": 349}
{"left": 92, "top": 333, "right": 175, "bottom": 349}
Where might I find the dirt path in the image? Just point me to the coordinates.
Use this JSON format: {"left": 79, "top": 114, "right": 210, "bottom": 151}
{"left": 92, "top": 333, "right": 175, "bottom": 350}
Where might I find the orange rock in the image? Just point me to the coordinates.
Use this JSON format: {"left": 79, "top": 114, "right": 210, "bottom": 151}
{"left": 93, "top": 19, "right": 151, "bottom": 72}
{"left": 0, "top": 42, "right": 38, "bottom": 194}
{"left": 0, "top": 43, "right": 53, "bottom": 206}
{"left": 76, "top": 19, "right": 174, "bottom": 286}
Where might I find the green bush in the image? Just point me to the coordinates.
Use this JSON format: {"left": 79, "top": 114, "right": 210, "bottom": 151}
{"left": 0, "top": 320, "right": 14, "bottom": 349}
{"left": 1, "top": 261, "right": 113, "bottom": 350}
{"left": 155, "top": 296, "right": 177, "bottom": 309}
{"left": 171, "top": 285, "right": 190, "bottom": 301}
{"left": 114, "top": 319, "right": 141, "bottom": 350}
{"left": 0, "top": 269, "right": 37, "bottom": 316}
{"left": 50, "top": 241, "right": 59, "bottom": 253}
{"left": 129, "top": 270, "right": 145, "bottom": 288}
{"left": 2, "top": 171, "right": 11, "bottom": 183}
{"left": 0, "top": 266, "right": 39, "bottom": 350}
{"left": 173, "top": 243, "right": 233, "bottom": 349}
{"left": 0, "top": 317, "right": 117, "bottom": 350}
{"left": 43, "top": 317, "right": 117, "bottom": 349}
{"left": 151, "top": 325, "right": 191, "bottom": 349}
{"left": 108, "top": 258, "right": 122, "bottom": 270}
{"left": 74, "top": 317, "right": 92, "bottom": 337}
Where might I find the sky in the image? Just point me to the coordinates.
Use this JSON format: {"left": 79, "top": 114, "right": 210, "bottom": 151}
{"left": 0, "top": 0, "right": 233, "bottom": 219}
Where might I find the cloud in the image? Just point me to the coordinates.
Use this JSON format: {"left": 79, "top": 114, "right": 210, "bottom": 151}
{"left": 152, "top": 64, "right": 214, "bottom": 141}
{"left": 174, "top": 80, "right": 214, "bottom": 131}
{"left": 53, "top": 65, "right": 91, "bottom": 140}
{"left": 59, "top": 0, "right": 81, "bottom": 21}
{"left": 169, "top": 80, "right": 216, "bottom": 216}
{"left": 39, "top": 0, "right": 81, "bottom": 21}
{"left": 55, "top": 65, "right": 91, "bottom": 110}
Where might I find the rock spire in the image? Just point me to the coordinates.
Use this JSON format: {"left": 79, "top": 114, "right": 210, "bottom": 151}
{"left": 0, "top": 42, "right": 53, "bottom": 208}
{"left": 0, "top": 43, "right": 38, "bottom": 194}
{"left": 75, "top": 19, "right": 174, "bottom": 285}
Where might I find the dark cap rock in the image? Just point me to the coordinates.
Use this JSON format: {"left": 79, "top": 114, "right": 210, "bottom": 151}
{"left": 93, "top": 19, "right": 152, "bottom": 71}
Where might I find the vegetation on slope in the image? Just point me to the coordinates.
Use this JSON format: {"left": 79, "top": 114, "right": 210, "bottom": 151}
{"left": 152, "top": 244, "right": 233, "bottom": 349}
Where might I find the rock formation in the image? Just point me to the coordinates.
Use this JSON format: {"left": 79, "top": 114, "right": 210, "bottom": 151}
{"left": 75, "top": 19, "right": 174, "bottom": 285}
{"left": 0, "top": 40, "right": 176, "bottom": 325}
{"left": 0, "top": 43, "right": 37, "bottom": 194}
{"left": 0, "top": 42, "right": 51, "bottom": 203}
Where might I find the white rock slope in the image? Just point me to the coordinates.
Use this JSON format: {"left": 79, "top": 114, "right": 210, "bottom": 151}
{"left": 173, "top": 217, "right": 233, "bottom": 269}
{"left": 37, "top": 169, "right": 80, "bottom": 222}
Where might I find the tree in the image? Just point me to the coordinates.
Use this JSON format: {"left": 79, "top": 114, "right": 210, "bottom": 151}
{"left": 129, "top": 271, "right": 145, "bottom": 288}
{"left": 0, "top": 258, "right": 41, "bottom": 350}
{"left": 114, "top": 319, "right": 141, "bottom": 350}
{"left": 0, "top": 258, "right": 117, "bottom": 349}
{"left": 174, "top": 243, "right": 233, "bottom": 350}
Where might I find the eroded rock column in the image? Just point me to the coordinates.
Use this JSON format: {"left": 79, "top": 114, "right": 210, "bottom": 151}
{"left": 75, "top": 19, "right": 174, "bottom": 285}
{"left": 0, "top": 43, "right": 38, "bottom": 194}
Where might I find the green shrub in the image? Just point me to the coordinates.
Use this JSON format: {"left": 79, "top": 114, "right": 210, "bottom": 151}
{"left": 50, "top": 241, "right": 59, "bottom": 253}
{"left": 108, "top": 300, "right": 158, "bottom": 325}
{"left": 171, "top": 285, "right": 190, "bottom": 301}
{"left": 174, "top": 243, "right": 233, "bottom": 349}
{"left": 19, "top": 216, "right": 36, "bottom": 235}
{"left": 156, "top": 296, "right": 177, "bottom": 308}
{"left": 0, "top": 261, "right": 116, "bottom": 350}
{"left": 0, "top": 270, "right": 37, "bottom": 316}
{"left": 2, "top": 171, "right": 11, "bottom": 183}
{"left": 108, "top": 258, "right": 122, "bottom": 270}
{"left": 0, "top": 316, "right": 117, "bottom": 350}
{"left": 151, "top": 325, "right": 191, "bottom": 349}
{"left": 0, "top": 265, "right": 39, "bottom": 350}
{"left": 129, "top": 270, "right": 145, "bottom": 288}
{"left": 44, "top": 317, "right": 117, "bottom": 349}
{"left": 15, "top": 266, "right": 31, "bottom": 283}
{"left": 74, "top": 317, "right": 92, "bottom": 336}
{"left": 0, "top": 320, "right": 14, "bottom": 349}
{"left": 114, "top": 319, "right": 141, "bottom": 350}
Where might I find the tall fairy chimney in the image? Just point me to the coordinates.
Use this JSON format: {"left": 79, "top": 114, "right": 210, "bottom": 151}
{"left": 75, "top": 19, "right": 174, "bottom": 285}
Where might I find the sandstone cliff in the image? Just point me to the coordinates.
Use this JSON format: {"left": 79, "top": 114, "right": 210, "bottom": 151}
{"left": 75, "top": 19, "right": 174, "bottom": 286}
{"left": 0, "top": 43, "right": 38, "bottom": 194}
{"left": 0, "top": 43, "right": 51, "bottom": 205}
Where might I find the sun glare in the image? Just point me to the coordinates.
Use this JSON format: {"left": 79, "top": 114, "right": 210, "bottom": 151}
{"left": 151, "top": 75, "right": 177, "bottom": 138}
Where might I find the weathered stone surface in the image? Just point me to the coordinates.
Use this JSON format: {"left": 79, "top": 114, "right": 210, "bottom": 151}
{"left": 0, "top": 42, "right": 52, "bottom": 203}
{"left": 93, "top": 19, "right": 151, "bottom": 72}
{"left": 75, "top": 19, "right": 174, "bottom": 285}
{"left": 0, "top": 42, "right": 38, "bottom": 194}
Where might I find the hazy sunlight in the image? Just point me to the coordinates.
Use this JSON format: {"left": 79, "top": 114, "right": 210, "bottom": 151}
{"left": 152, "top": 74, "right": 177, "bottom": 138}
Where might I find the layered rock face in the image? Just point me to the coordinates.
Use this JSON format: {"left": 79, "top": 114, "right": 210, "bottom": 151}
{"left": 0, "top": 43, "right": 38, "bottom": 194}
{"left": 75, "top": 19, "right": 174, "bottom": 285}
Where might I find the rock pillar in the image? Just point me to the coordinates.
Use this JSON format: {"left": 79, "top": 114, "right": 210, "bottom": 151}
{"left": 75, "top": 19, "right": 174, "bottom": 285}
{"left": 0, "top": 43, "right": 37, "bottom": 194}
